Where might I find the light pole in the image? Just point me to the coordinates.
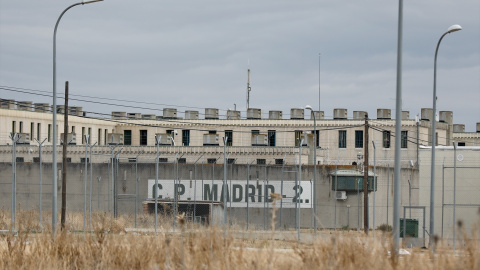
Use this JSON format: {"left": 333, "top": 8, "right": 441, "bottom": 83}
{"left": 305, "top": 105, "right": 317, "bottom": 232}
{"left": 429, "top": 24, "right": 462, "bottom": 249}
{"left": 52, "top": 0, "right": 103, "bottom": 236}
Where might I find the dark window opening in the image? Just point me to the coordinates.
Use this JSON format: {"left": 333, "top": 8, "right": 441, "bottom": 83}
{"left": 355, "top": 130, "right": 363, "bottom": 148}
{"left": 268, "top": 130, "right": 276, "bottom": 146}
{"left": 383, "top": 131, "right": 391, "bottom": 148}
{"left": 257, "top": 159, "right": 266, "bottom": 165}
{"left": 338, "top": 130, "right": 347, "bottom": 148}
{"left": 124, "top": 130, "right": 132, "bottom": 145}
{"left": 225, "top": 130, "right": 233, "bottom": 146}
{"left": 140, "top": 130, "right": 148, "bottom": 145}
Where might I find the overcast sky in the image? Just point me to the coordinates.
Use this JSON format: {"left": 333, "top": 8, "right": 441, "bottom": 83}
{"left": 1, "top": 0, "right": 479, "bottom": 131}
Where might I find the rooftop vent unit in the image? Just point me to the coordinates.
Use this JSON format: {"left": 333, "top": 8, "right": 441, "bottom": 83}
{"left": 453, "top": 124, "right": 465, "bottom": 133}
{"left": 69, "top": 106, "right": 83, "bottom": 116}
{"left": 353, "top": 111, "right": 367, "bottom": 120}
{"left": 112, "top": 111, "right": 127, "bottom": 119}
{"left": 203, "top": 134, "right": 219, "bottom": 146}
{"left": 16, "top": 133, "right": 31, "bottom": 145}
{"left": 142, "top": 114, "right": 156, "bottom": 120}
{"left": 60, "top": 133, "right": 77, "bottom": 145}
{"left": 247, "top": 108, "right": 262, "bottom": 119}
{"left": 402, "top": 111, "right": 410, "bottom": 120}
{"left": 155, "top": 133, "right": 172, "bottom": 145}
{"left": 290, "top": 108, "right": 304, "bottom": 119}
{"left": 269, "top": 110, "right": 283, "bottom": 120}
{"left": 333, "top": 108, "right": 348, "bottom": 119}
{"left": 52, "top": 105, "right": 65, "bottom": 114}
{"left": 163, "top": 108, "right": 177, "bottom": 119}
{"left": 127, "top": 113, "right": 142, "bottom": 119}
{"left": 439, "top": 111, "right": 453, "bottom": 124}
{"left": 251, "top": 134, "right": 268, "bottom": 146}
{"left": 205, "top": 108, "right": 219, "bottom": 119}
{"left": 34, "top": 103, "right": 50, "bottom": 112}
{"left": 310, "top": 110, "right": 324, "bottom": 120}
{"left": 185, "top": 110, "right": 199, "bottom": 120}
{"left": 0, "top": 99, "right": 15, "bottom": 109}
{"left": 18, "top": 101, "right": 33, "bottom": 111}
{"left": 107, "top": 133, "right": 124, "bottom": 145}
{"left": 421, "top": 108, "right": 433, "bottom": 121}
{"left": 335, "top": 191, "right": 347, "bottom": 201}
{"left": 377, "top": 108, "right": 391, "bottom": 119}
{"left": 227, "top": 110, "right": 241, "bottom": 120}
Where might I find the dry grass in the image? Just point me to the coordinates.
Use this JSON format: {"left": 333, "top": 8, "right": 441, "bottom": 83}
{"left": 0, "top": 209, "right": 479, "bottom": 269}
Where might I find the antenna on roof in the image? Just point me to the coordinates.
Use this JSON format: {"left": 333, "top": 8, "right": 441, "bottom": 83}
{"left": 246, "top": 68, "right": 251, "bottom": 110}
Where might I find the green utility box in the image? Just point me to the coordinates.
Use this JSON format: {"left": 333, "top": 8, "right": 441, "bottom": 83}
{"left": 400, "top": 218, "right": 419, "bottom": 238}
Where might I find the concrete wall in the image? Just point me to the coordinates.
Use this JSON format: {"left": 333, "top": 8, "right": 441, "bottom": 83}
{"left": 418, "top": 146, "right": 480, "bottom": 239}
{"left": 0, "top": 162, "right": 417, "bottom": 230}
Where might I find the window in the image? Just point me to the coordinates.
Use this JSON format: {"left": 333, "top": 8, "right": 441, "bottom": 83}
{"left": 72, "top": 126, "right": 75, "bottom": 133}
{"left": 458, "top": 142, "right": 466, "bottom": 146}
{"left": 98, "top": 129, "right": 102, "bottom": 145}
{"left": 178, "top": 158, "right": 186, "bottom": 164}
{"left": 208, "top": 130, "right": 217, "bottom": 134}
{"left": 37, "top": 123, "right": 41, "bottom": 140}
{"left": 227, "top": 158, "right": 235, "bottom": 164}
{"left": 104, "top": 129, "right": 108, "bottom": 145}
{"left": 275, "top": 159, "right": 284, "bottom": 165}
{"left": 251, "top": 130, "right": 260, "bottom": 135}
{"left": 19, "top": 121, "right": 23, "bottom": 133}
{"left": 182, "top": 130, "right": 190, "bottom": 146}
{"left": 295, "top": 130, "right": 303, "bottom": 147}
{"left": 383, "top": 131, "right": 391, "bottom": 148}
{"left": 207, "top": 158, "right": 217, "bottom": 164}
{"left": 124, "top": 130, "right": 132, "bottom": 145}
{"left": 268, "top": 130, "right": 276, "bottom": 146}
{"left": 338, "top": 130, "right": 347, "bottom": 148}
{"left": 12, "top": 121, "right": 16, "bottom": 133}
{"left": 88, "top": 128, "right": 91, "bottom": 138}
{"left": 401, "top": 131, "right": 408, "bottom": 148}
{"left": 48, "top": 124, "right": 52, "bottom": 142}
{"left": 257, "top": 159, "right": 266, "bottom": 165}
{"left": 82, "top": 127, "right": 85, "bottom": 144}
{"left": 159, "top": 158, "right": 168, "bottom": 163}
{"left": 139, "top": 130, "right": 147, "bottom": 145}
{"left": 225, "top": 130, "right": 233, "bottom": 146}
{"left": 30, "top": 123, "right": 34, "bottom": 141}
{"left": 313, "top": 130, "right": 319, "bottom": 147}
{"left": 355, "top": 130, "right": 363, "bottom": 148}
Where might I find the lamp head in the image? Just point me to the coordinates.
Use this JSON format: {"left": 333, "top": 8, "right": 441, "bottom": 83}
{"left": 447, "top": 24, "right": 462, "bottom": 33}
{"left": 305, "top": 105, "right": 312, "bottom": 111}
{"left": 83, "top": 0, "right": 103, "bottom": 4}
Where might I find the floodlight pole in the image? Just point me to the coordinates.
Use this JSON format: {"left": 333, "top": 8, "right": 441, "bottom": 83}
{"left": 429, "top": 24, "right": 462, "bottom": 250}
{"left": 393, "top": 0, "right": 403, "bottom": 255}
{"left": 52, "top": 0, "right": 104, "bottom": 236}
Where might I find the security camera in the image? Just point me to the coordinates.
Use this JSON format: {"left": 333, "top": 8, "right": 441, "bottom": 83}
{"left": 174, "top": 130, "right": 178, "bottom": 135}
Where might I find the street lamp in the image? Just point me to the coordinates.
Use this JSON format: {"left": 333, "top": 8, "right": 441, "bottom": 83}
{"left": 305, "top": 105, "right": 317, "bottom": 232}
{"left": 52, "top": 0, "right": 103, "bottom": 236}
{"left": 429, "top": 24, "right": 462, "bottom": 249}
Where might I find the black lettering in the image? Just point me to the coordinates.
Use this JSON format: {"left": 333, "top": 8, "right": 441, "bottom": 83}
{"left": 233, "top": 184, "right": 243, "bottom": 202}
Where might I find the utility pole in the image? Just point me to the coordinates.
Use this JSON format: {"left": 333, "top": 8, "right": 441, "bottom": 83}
{"left": 363, "top": 114, "right": 369, "bottom": 234}
{"left": 61, "top": 81, "right": 69, "bottom": 230}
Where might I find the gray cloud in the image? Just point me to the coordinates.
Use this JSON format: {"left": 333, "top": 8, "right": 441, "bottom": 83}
{"left": 1, "top": 0, "right": 478, "bottom": 130}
